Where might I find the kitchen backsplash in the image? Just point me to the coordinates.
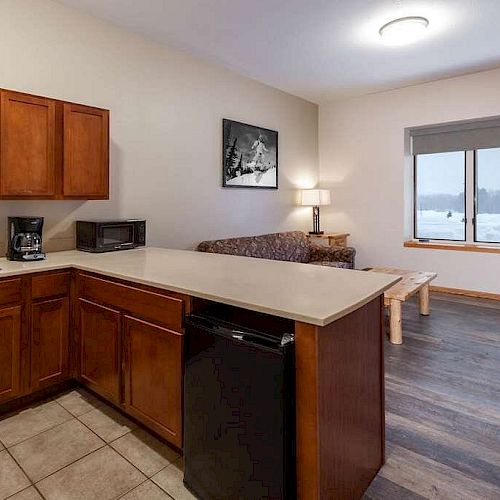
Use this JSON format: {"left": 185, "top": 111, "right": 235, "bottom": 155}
{"left": 0, "top": 207, "right": 80, "bottom": 257}
{"left": 0, "top": 232, "right": 76, "bottom": 257}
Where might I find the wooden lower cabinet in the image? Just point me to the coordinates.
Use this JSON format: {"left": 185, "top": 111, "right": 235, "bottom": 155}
{"left": 79, "top": 298, "right": 121, "bottom": 404}
{"left": 31, "top": 298, "right": 70, "bottom": 390}
{"left": 0, "top": 271, "right": 186, "bottom": 450}
{"left": 0, "top": 306, "right": 22, "bottom": 403}
{"left": 123, "top": 316, "right": 183, "bottom": 448}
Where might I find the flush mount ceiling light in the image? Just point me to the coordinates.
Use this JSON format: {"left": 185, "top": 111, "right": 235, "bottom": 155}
{"left": 379, "top": 16, "right": 429, "bottom": 46}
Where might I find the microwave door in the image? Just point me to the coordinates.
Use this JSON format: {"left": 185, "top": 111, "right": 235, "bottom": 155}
{"left": 100, "top": 224, "right": 135, "bottom": 250}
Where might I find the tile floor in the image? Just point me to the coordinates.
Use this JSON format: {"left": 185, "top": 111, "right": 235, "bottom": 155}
{"left": 0, "top": 389, "right": 196, "bottom": 500}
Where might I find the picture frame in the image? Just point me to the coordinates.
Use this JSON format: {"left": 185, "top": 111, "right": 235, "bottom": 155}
{"left": 222, "top": 119, "right": 278, "bottom": 189}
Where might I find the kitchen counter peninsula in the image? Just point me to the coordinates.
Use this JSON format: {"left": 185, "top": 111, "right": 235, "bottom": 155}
{"left": 0, "top": 247, "right": 397, "bottom": 326}
{"left": 0, "top": 247, "right": 399, "bottom": 499}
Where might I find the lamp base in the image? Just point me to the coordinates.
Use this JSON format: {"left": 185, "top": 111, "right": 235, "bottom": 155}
{"left": 309, "top": 231, "right": 324, "bottom": 235}
{"left": 311, "top": 206, "right": 323, "bottom": 235}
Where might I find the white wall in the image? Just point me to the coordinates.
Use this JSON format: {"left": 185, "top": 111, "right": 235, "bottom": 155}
{"left": 320, "top": 68, "right": 500, "bottom": 294}
{"left": 0, "top": 0, "right": 318, "bottom": 253}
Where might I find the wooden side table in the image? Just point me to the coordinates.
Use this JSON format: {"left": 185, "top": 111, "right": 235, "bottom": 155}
{"left": 307, "top": 233, "right": 350, "bottom": 248}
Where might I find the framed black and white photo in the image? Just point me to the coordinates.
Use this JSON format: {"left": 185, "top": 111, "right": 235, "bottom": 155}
{"left": 223, "top": 119, "right": 278, "bottom": 189}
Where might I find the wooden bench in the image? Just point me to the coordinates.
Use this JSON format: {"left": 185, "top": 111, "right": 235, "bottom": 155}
{"left": 366, "top": 268, "right": 437, "bottom": 344}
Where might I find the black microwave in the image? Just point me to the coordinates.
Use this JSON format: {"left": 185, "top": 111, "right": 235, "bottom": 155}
{"left": 76, "top": 219, "right": 146, "bottom": 253}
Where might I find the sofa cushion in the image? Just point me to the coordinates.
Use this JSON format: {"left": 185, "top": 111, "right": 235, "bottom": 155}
{"left": 309, "top": 261, "right": 352, "bottom": 269}
{"left": 309, "top": 244, "right": 355, "bottom": 267}
{"left": 197, "top": 231, "right": 311, "bottom": 263}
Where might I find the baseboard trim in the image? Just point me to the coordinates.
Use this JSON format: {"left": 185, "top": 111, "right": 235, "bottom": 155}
{"left": 0, "top": 380, "right": 76, "bottom": 417}
{"left": 431, "top": 285, "right": 500, "bottom": 301}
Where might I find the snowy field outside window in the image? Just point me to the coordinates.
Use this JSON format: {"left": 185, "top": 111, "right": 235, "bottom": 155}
{"left": 415, "top": 151, "right": 466, "bottom": 241}
{"left": 415, "top": 149, "right": 500, "bottom": 244}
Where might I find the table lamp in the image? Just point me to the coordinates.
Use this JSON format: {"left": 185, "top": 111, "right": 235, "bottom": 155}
{"left": 299, "top": 189, "right": 331, "bottom": 235}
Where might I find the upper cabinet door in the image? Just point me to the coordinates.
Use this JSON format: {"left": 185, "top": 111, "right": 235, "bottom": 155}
{"left": 0, "top": 91, "right": 56, "bottom": 197}
{"left": 63, "top": 103, "right": 109, "bottom": 199}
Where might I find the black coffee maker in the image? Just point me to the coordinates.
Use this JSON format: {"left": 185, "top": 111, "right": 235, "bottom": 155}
{"left": 7, "top": 217, "right": 46, "bottom": 261}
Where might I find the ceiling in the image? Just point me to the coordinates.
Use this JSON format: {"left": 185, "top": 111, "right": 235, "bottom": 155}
{"left": 57, "top": 0, "right": 500, "bottom": 103}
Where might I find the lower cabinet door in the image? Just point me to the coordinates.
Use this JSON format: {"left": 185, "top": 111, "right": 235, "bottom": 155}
{"left": 31, "top": 297, "right": 70, "bottom": 390}
{"left": 79, "top": 299, "right": 121, "bottom": 404}
{"left": 123, "top": 315, "right": 183, "bottom": 447}
{"left": 0, "top": 306, "right": 22, "bottom": 403}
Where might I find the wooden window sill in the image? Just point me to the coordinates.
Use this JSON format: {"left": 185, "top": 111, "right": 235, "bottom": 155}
{"left": 404, "top": 240, "right": 500, "bottom": 254}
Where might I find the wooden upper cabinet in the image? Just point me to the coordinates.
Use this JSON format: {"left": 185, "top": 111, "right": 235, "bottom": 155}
{"left": 0, "top": 306, "right": 22, "bottom": 403}
{"left": 0, "top": 91, "right": 56, "bottom": 197}
{"left": 0, "top": 88, "right": 109, "bottom": 200}
{"left": 63, "top": 103, "right": 109, "bottom": 198}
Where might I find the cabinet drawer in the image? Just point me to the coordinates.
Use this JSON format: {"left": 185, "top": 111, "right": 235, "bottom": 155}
{"left": 32, "top": 272, "right": 71, "bottom": 300}
{"left": 78, "top": 274, "right": 184, "bottom": 332}
{"left": 0, "top": 278, "right": 22, "bottom": 307}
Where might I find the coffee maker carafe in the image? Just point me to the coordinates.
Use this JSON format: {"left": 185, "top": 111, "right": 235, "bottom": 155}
{"left": 7, "top": 217, "right": 46, "bottom": 261}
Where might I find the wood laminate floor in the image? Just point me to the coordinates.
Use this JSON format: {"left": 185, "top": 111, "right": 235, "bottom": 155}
{"left": 364, "top": 293, "right": 500, "bottom": 499}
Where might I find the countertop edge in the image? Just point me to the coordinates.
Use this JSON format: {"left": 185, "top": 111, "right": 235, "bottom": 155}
{"left": 0, "top": 264, "right": 71, "bottom": 278}
{"left": 0, "top": 259, "right": 400, "bottom": 326}
{"left": 74, "top": 265, "right": 399, "bottom": 326}
{"left": 315, "top": 277, "right": 401, "bottom": 326}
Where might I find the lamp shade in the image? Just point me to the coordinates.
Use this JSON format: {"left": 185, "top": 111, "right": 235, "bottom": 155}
{"left": 299, "top": 189, "right": 331, "bottom": 206}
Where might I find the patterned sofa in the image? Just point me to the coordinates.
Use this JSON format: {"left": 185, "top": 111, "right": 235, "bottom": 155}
{"left": 197, "top": 231, "right": 355, "bottom": 269}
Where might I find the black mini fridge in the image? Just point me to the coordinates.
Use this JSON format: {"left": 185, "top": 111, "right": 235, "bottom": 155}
{"left": 183, "top": 306, "right": 295, "bottom": 500}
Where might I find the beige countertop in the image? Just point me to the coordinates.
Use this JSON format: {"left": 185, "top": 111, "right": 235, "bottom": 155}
{"left": 0, "top": 247, "right": 399, "bottom": 326}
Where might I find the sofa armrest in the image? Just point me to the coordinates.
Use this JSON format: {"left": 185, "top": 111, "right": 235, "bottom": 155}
{"left": 309, "top": 244, "right": 356, "bottom": 268}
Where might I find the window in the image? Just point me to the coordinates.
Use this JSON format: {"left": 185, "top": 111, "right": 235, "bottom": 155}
{"left": 475, "top": 148, "right": 500, "bottom": 244}
{"left": 415, "top": 152, "right": 466, "bottom": 241}
{"left": 411, "top": 118, "right": 500, "bottom": 246}
{"left": 413, "top": 149, "right": 500, "bottom": 244}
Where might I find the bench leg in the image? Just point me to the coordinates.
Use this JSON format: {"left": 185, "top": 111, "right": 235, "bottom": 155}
{"left": 419, "top": 284, "right": 430, "bottom": 316}
{"left": 389, "top": 299, "right": 403, "bottom": 345}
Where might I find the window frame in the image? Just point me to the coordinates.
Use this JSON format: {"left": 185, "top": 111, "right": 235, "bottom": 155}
{"left": 413, "top": 151, "right": 467, "bottom": 243}
{"left": 474, "top": 149, "right": 500, "bottom": 245}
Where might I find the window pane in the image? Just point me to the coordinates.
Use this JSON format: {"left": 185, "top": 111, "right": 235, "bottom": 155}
{"left": 476, "top": 148, "right": 500, "bottom": 243}
{"left": 415, "top": 151, "right": 466, "bottom": 241}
